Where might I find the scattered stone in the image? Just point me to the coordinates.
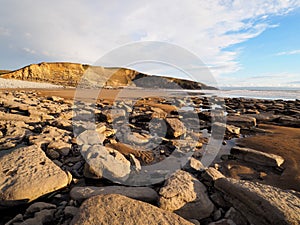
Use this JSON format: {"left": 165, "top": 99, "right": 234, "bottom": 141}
{"left": 25, "top": 202, "right": 57, "bottom": 215}
{"left": 76, "top": 130, "right": 105, "bottom": 146}
{"left": 159, "top": 170, "right": 214, "bottom": 220}
{"left": 64, "top": 206, "right": 79, "bottom": 218}
{"left": 165, "top": 117, "right": 186, "bottom": 138}
{"left": 70, "top": 186, "right": 158, "bottom": 203}
{"left": 230, "top": 146, "right": 285, "bottom": 167}
{"left": 224, "top": 207, "right": 248, "bottom": 225}
{"left": 183, "top": 157, "right": 206, "bottom": 173}
{"left": 21, "top": 209, "right": 56, "bottom": 225}
{"left": 71, "top": 194, "right": 194, "bottom": 225}
{"left": 98, "top": 109, "right": 126, "bottom": 123}
{"left": 82, "top": 145, "right": 131, "bottom": 182}
{"left": 202, "top": 167, "right": 225, "bottom": 184}
{"left": 226, "top": 115, "right": 257, "bottom": 128}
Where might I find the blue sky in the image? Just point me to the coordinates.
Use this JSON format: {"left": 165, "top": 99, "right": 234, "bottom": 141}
{"left": 0, "top": 0, "right": 300, "bottom": 87}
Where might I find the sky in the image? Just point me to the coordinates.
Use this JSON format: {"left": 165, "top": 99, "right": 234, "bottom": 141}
{"left": 1, "top": 0, "right": 300, "bottom": 87}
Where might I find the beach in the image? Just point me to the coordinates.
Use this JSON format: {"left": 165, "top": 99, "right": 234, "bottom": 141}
{"left": 0, "top": 86, "right": 299, "bottom": 225}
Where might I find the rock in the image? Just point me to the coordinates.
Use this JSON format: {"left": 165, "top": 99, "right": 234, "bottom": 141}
{"left": 98, "top": 109, "right": 126, "bottom": 123}
{"left": 210, "top": 192, "right": 229, "bottom": 208}
{"left": 275, "top": 116, "right": 300, "bottom": 127}
{"left": 215, "top": 177, "right": 300, "bottom": 225}
{"left": 70, "top": 186, "right": 158, "bottom": 203}
{"left": 183, "top": 157, "right": 206, "bottom": 173}
{"left": 165, "top": 118, "right": 186, "bottom": 138}
{"left": 213, "top": 209, "right": 222, "bottom": 221}
{"left": 129, "top": 153, "right": 141, "bottom": 172}
{"left": 46, "top": 149, "right": 60, "bottom": 159}
{"left": 70, "top": 194, "right": 194, "bottom": 225}
{"left": 0, "top": 145, "right": 72, "bottom": 207}
{"left": 224, "top": 207, "right": 248, "bottom": 225}
{"left": 208, "top": 219, "right": 236, "bottom": 225}
{"left": 107, "top": 142, "right": 154, "bottom": 164}
{"left": 64, "top": 206, "right": 79, "bottom": 218}
{"left": 213, "top": 122, "right": 240, "bottom": 136}
{"left": 125, "top": 132, "right": 150, "bottom": 145}
{"left": 230, "top": 146, "right": 284, "bottom": 167}
{"left": 83, "top": 145, "right": 131, "bottom": 182}
{"left": 21, "top": 209, "right": 56, "bottom": 225}
{"left": 189, "top": 219, "right": 201, "bottom": 225}
{"left": 29, "top": 126, "right": 71, "bottom": 147}
{"left": 76, "top": 130, "right": 106, "bottom": 146}
{"left": 25, "top": 202, "right": 57, "bottom": 215}
{"left": 202, "top": 167, "right": 225, "bottom": 184}
{"left": 47, "top": 140, "right": 71, "bottom": 156}
{"left": 0, "top": 126, "right": 28, "bottom": 150}
{"left": 226, "top": 115, "right": 256, "bottom": 128}
{"left": 4, "top": 214, "right": 23, "bottom": 225}
{"left": 159, "top": 170, "right": 214, "bottom": 220}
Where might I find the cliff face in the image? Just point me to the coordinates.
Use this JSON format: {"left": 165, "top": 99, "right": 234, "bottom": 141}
{"left": 1, "top": 62, "right": 216, "bottom": 89}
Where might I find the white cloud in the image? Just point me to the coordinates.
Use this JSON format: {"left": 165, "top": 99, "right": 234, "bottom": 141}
{"left": 217, "top": 72, "right": 300, "bottom": 87}
{"left": 0, "top": 0, "right": 299, "bottom": 79}
{"left": 23, "top": 48, "right": 36, "bottom": 54}
{"left": 276, "top": 49, "right": 300, "bottom": 56}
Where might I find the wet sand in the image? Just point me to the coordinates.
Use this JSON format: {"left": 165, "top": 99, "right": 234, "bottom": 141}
{"left": 221, "top": 124, "right": 300, "bottom": 191}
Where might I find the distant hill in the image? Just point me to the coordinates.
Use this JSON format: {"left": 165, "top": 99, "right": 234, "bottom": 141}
{"left": 0, "top": 70, "right": 11, "bottom": 75}
{"left": 1, "top": 62, "right": 216, "bottom": 90}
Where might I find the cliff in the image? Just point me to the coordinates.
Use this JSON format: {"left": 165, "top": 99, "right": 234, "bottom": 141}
{"left": 1, "top": 62, "right": 216, "bottom": 90}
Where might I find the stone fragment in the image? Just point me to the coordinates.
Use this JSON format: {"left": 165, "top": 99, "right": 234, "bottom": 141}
{"left": 76, "top": 130, "right": 105, "bottom": 146}
{"left": 226, "top": 115, "right": 256, "bottom": 128}
{"left": 83, "top": 145, "right": 131, "bottom": 182}
{"left": 159, "top": 170, "right": 214, "bottom": 220}
{"left": 165, "top": 118, "right": 186, "bottom": 138}
{"left": 0, "top": 145, "right": 71, "bottom": 207}
{"left": 64, "top": 206, "right": 79, "bottom": 218}
{"left": 230, "top": 146, "right": 284, "bottom": 167}
{"left": 71, "top": 194, "right": 194, "bottom": 225}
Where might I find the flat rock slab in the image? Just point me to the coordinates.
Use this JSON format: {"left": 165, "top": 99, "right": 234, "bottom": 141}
{"left": 70, "top": 186, "right": 158, "bottom": 203}
{"left": 0, "top": 145, "right": 71, "bottom": 207}
{"left": 215, "top": 178, "right": 300, "bottom": 225}
{"left": 71, "top": 194, "right": 194, "bottom": 225}
{"left": 230, "top": 146, "right": 284, "bottom": 167}
{"left": 159, "top": 170, "right": 214, "bottom": 220}
{"left": 226, "top": 115, "right": 256, "bottom": 128}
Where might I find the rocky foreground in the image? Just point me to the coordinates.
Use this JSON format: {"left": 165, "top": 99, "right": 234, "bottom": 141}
{"left": 0, "top": 89, "right": 300, "bottom": 225}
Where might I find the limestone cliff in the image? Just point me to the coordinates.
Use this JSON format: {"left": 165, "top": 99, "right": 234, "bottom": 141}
{"left": 1, "top": 62, "right": 216, "bottom": 89}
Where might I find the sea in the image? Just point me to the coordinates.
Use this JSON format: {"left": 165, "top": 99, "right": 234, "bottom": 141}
{"left": 202, "top": 87, "right": 300, "bottom": 101}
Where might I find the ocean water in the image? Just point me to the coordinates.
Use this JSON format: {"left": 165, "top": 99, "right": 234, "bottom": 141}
{"left": 202, "top": 87, "right": 300, "bottom": 101}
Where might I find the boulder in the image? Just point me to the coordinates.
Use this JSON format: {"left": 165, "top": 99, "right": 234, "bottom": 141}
{"left": 70, "top": 186, "right": 158, "bottom": 203}
{"left": 75, "top": 130, "right": 105, "bottom": 146}
{"left": 0, "top": 145, "right": 71, "bottom": 207}
{"left": 159, "top": 170, "right": 214, "bottom": 220}
{"left": 71, "top": 194, "right": 194, "bottom": 225}
{"left": 215, "top": 178, "right": 300, "bottom": 225}
{"left": 165, "top": 118, "right": 186, "bottom": 138}
{"left": 230, "top": 146, "right": 284, "bottom": 167}
{"left": 83, "top": 145, "right": 131, "bottom": 182}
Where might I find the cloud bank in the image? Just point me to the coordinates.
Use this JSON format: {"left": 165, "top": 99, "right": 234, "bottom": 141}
{"left": 0, "top": 0, "right": 300, "bottom": 85}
